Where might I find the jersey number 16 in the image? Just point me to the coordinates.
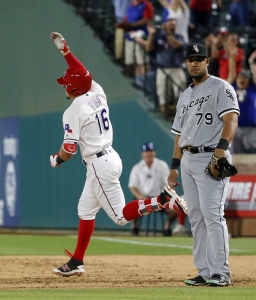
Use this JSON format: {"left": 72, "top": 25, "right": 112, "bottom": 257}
{"left": 95, "top": 109, "right": 109, "bottom": 134}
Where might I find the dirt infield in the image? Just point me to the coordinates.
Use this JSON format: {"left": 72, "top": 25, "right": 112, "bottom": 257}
{"left": 0, "top": 255, "right": 255, "bottom": 289}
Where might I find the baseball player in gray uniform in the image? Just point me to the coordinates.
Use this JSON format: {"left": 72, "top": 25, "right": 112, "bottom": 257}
{"left": 49, "top": 32, "right": 187, "bottom": 277}
{"left": 168, "top": 43, "right": 240, "bottom": 286}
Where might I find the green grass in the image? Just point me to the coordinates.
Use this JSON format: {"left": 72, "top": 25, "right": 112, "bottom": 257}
{"left": 0, "top": 287, "right": 256, "bottom": 300}
{"left": 0, "top": 234, "right": 255, "bottom": 255}
{"left": 0, "top": 234, "right": 255, "bottom": 299}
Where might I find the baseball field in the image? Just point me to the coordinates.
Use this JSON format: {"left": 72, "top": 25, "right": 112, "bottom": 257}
{"left": 0, "top": 233, "right": 255, "bottom": 299}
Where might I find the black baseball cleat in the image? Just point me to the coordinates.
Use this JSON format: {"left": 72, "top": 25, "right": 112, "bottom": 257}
{"left": 184, "top": 276, "right": 207, "bottom": 286}
{"left": 131, "top": 227, "right": 140, "bottom": 236}
{"left": 160, "top": 185, "right": 188, "bottom": 215}
{"left": 53, "top": 249, "right": 85, "bottom": 277}
{"left": 162, "top": 228, "right": 172, "bottom": 236}
{"left": 206, "top": 274, "right": 231, "bottom": 286}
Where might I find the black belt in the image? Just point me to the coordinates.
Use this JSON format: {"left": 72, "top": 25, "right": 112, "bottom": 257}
{"left": 83, "top": 150, "right": 108, "bottom": 165}
{"left": 96, "top": 150, "right": 108, "bottom": 158}
{"left": 185, "top": 146, "right": 215, "bottom": 154}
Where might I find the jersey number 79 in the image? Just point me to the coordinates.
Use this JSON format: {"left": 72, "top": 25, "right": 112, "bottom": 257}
{"left": 195, "top": 112, "right": 213, "bottom": 126}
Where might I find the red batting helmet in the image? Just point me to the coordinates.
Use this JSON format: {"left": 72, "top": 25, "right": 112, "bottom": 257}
{"left": 57, "top": 68, "right": 92, "bottom": 96}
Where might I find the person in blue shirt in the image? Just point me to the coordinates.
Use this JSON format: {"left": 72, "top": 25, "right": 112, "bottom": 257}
{"left": 112, "top": 0, "right": 133, "bottom": 60}
{"left": 115, "top": 0, "right": 154, "bottom": 78}
{"left": 229, "top": 0, "right": 253, "bottom": 27}
{"left": 145, "top": 17, "right": 187, "bottom": 116}
{"left": 228, "top": 50, "right": 256, "bottom": 153}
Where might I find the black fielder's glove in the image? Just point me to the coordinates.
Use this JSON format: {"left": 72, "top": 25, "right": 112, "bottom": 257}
{"left": 204, "top": 154, "right": 238, "bottom": 181}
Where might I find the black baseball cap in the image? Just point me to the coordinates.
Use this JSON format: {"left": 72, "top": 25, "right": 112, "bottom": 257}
{"left": 185, "top": 43, "right": 208, "bottom": 59}
{"left": 141, "top": 142, "right": 155, "bottom": 152}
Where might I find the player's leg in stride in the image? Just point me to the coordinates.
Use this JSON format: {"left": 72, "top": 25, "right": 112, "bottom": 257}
{"left": 52, "top": 249, "right": 85, "bottom": 277}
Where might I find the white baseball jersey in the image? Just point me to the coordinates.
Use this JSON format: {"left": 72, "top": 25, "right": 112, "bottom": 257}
{"left": 61, "top": 80, "right": 128, "bottom": 226}
{"left": 62, "top": 80, "right": 113, "bottom": 159}
{"left": 128, "top": 158, "right": 170, "bottom": 197}
{"left": 171, "top": 76, "right": 240, "bottom": 147}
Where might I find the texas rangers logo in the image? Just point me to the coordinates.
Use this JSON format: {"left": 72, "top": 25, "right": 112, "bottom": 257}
{"left": 65, "top": 124, "right": 72, "bottom": 133}
{"left": 193, "top": 45, "right": 199, "bottom": 52}
{"left": 67, "top": 145, "right": 76, "bottom": 152}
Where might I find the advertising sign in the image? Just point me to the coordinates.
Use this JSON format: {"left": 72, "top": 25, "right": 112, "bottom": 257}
{"left": 225, "top": 175, "right": 256, "bottom": 217}
{"left": 0, "top": 117, "right": 20, "bottom": 226}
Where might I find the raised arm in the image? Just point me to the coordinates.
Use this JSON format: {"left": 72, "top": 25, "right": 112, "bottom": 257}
{"left": 158, "top": 0, "right": 170, "bottom": 10}
{"left": 249, "top": 50, "right": 256, "bottom": 85}
{"left": 210, "top": 34, "right": 220, "bottom": 59}
{"left": 226, "top": 44, "right": 237, "bottom": 84}
{"left": 176, "top": 0, "right": 189, "bottom": 13}
{"left": 50, "top": 32, "right": 86, "bottom": 71}
{"left": 145, "top": 23, "right": 156, "bottom": 52}
{"left": 216, "top": 0, "right": 223, "bottom": 9}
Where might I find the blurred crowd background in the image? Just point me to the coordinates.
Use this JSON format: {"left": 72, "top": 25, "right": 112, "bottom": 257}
{"left": 63, "top": 0, "right": 256, "bottom": 155}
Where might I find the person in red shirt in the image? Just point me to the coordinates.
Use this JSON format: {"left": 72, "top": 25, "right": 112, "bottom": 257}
{"left": 204, "top": 27, "right": 229, "bottom": 77}
{"left": 211, "top": 32, "right": 244, "bottom": 80}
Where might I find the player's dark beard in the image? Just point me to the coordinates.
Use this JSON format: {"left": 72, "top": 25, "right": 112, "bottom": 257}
{"left": 191, "top": 73, "right": 204, "bottom": 80}
{"left": 66, "top": 96, "right": 71, "bottom": 100}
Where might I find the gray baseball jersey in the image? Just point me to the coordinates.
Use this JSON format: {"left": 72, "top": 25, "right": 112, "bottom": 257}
{"left": 171, "top": 75, "right": 240, "bottom": 281}
{"left": 171, "top": 76, "right": 240, "bottom": 147}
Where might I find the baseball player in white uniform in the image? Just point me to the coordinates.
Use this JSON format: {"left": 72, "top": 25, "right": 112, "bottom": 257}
{"left": 129, "top": 142, "right": 178, "bottom": 236}
{"left": 168, "top": 43, "right": 240, "bottom": 287}
{"left": 49, "top": 32, "right": 187, "bottom": 277}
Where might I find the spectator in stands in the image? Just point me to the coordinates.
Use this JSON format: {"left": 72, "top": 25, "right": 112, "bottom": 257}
{"left": 227, "top": 50, "right": 256, "bottom": 153}
{"left": 161, "top": 0, "right": 170, "bottom": 23}
{"left": 115, "top": 0, "right": 154, "bottom": 80}
{"left": 128, "top": 142, "right": 178, "bottom": 236}
{"left": 229, "top": 0, "right": 253, "bottom": 27}
{"left": 129, "top": 32, "right": 157, "bottom": 91}
{"left": 112, "top": 0, "right": 133, "bottom": 60}
{"left": 145, "top": 17, "right": 186, "bottom": 116}
{"left": 211, "top": 32, "right": 244, "bottom": 80}
{"left": 189, "top": 0, "right": 222, "bottom": 35}
{"left": 158, "top": 0, "right": 190, "bottom": 44}
{"left": 204, "top": 27, "right": 229, "bottom": 77}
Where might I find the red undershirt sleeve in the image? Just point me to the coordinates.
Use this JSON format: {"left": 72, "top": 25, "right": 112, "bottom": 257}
{"left": 64, "top": 52, "right": 86, "bottom": 71}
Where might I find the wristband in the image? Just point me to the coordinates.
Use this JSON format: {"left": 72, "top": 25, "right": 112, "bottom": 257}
{"left": 171, "top": 158, "right": 181, "bottom": 169}
{"left": 56, "top": 156, "right": 65, "bottom": 164}
{"left": 216, "top": 138, "right": 229, "bottom": 150}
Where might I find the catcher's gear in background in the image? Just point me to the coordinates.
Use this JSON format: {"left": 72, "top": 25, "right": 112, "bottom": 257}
{"left": 204, "top": 154, "right": 237, "bottom": 181}
{"left": 57, "top": 68, "right": 92, "bottom": 96}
